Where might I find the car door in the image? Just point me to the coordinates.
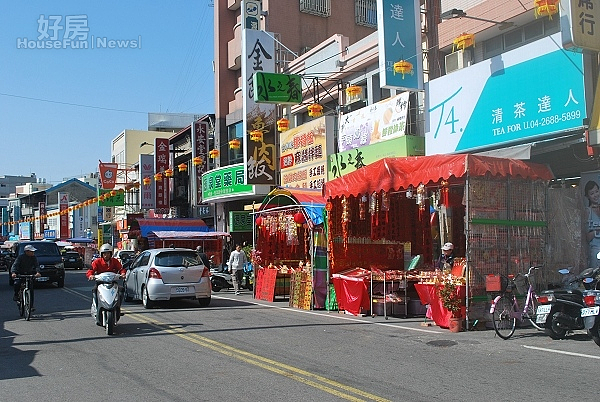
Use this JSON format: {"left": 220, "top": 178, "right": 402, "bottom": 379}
{"left": 126, "top": 252, "right": 150, "bottom": 300}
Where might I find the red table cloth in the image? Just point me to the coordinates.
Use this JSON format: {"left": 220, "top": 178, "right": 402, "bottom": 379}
{"left": 414, "top": 283, "right": 465, "bottom": 328}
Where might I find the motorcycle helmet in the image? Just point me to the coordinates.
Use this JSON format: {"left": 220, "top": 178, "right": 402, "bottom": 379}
{"left": 99, "top": 243, "right": 114, "bottom": 254}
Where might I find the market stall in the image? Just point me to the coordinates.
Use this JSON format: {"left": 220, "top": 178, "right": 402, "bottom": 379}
{"left": 323, "top": 154, "right": 554, "bottom": 327}
{"left": 253, "top": 187, "right": 326, "bottom": 308}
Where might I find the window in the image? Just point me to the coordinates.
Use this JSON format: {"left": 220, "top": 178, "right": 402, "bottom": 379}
{"left": 355, "top": 0, "right": 377, "bottom": 28}
{"left": 483, "top": 19, "right": 560, "bottom": 60}
{"left": 299, "top": 0, "right": 331, "bottom": 17}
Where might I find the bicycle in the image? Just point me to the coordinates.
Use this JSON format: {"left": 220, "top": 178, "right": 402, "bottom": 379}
{"left": 15, "top": 274, "right": 37, "bottom": 321}
{"left": 489, "top": 266, "right": 544, "bottom": 339}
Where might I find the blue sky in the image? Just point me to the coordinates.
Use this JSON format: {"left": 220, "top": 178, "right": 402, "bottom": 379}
{"left": 0, "top": 1, "right": 215, "bottom": 184}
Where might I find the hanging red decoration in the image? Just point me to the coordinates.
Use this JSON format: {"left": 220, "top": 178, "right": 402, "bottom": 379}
{"left": 255, "top": 216, "right": 263, "bottom": 227}
{"left": 325, "top": 201, "right": 333, "bottom": 212}
{"left": 293, "top": 211, "right": 306, "bottom": 225}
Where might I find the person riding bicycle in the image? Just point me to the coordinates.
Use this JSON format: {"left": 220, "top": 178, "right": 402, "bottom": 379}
{"left": 11, "top": 245, "right": 41, "bottom": 307}
{"left": 87, "top": 243, "right": 125, "bottom": 325}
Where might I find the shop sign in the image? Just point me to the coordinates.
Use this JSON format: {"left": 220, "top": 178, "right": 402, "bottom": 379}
{"left": 425, "top": 33, "right": 586, "bottom": 155}
{"left": 338, "top": 92, "right": 410, "bottom": 152}
{"left": 44, "top": 229, "right": 56, "bottom": 239}
{"left": 154, "top": 138, "right": 170, "bottom": 214}
{"left": 253, "top": 72, "right": 302, "bottom": 104}
{"left": 202, "top": 164, "right": 255, "bottom": 202}
{"left": 98, "top": 162, "right": 118, "bottom": 190}
{"left": 243, "top": 29, "right": 277, "bottom": 185}
{"left": 197, "top": 204, "right": 213, "bottom": 218}
{"left": 19, "top": 222, "right": 31, "bottom": 240}
{"left": 280, "top": 116, "right": 334, "bottom": 189}
{"left": 192, "top": 120, "right": 209, "bottom": 204}
{"left": 243, "top": 0, "right": 261, "bottom": 30}
{"left": 139, "top": 154, "right": 155, "bottom": 210}
{"left": 229, "top": 211, "right": 253, "bottom": 232}
{"left": 376, "top": 0, "right": 423, "bottom": 91}
{"left": 58, "top": 192, "right": 69, "bottom": 240}
{"left": 328, "top": 135, "right": 424, "bottom": 180}
{"left": 562, "top": 0, "right": 600, "bottom": 52}
{"left": 98, "top": 189, "right": 125, "bottom": 207}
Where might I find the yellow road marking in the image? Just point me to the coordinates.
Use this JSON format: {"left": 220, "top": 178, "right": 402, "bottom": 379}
{"left": 127, "top": 311, "right": 391, "bottom": 402}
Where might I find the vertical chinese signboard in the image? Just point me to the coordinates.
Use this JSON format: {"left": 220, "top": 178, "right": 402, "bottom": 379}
{"left": 242, "top": 28, "right": 277, "bottom": 185}
{"left": 192, "top": 119, "right": 209, "bottom": 205}
{"left": 38, "top": 201, "right": 46, "bottom": 238}
{"left": 376, "top": 0, "right": 423, "bottom": 91}
{"left": 58, "top": 192, "right": 69, "bottom": 240}
{"left": 139, "top": 154, "right": 155, "bottom": 210}
{"left": 562, "top": 0, "right": 600, "bottom": 52}
{"left": 154, "top": 138, "right": 170, "bottom": 214}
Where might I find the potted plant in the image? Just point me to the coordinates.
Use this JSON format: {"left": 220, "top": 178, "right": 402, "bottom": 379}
{"left": 438, "top": 279, "right": 463, "bottom": 332}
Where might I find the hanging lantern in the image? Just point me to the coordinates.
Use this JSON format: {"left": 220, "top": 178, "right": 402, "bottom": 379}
{"left": 209, "top": 149, "right": 220, "bottom": 159}
{"left": 229, "top": 139, "right": 241, "bottom": 150}
{"left": 307, "top": 103, "right": 323, "bottom": 117}
{"left": 192, "top": 156, "right": 203, "bottom": 166}
{"left": 293, "top": 211, "right": 306, "bottom": 225}
{"left": 154, "top": 172, "right": 163, "bottom": 182}
{"left": 277, "top": 118, "right": 289, "bottom": 132}
{"left": 393, "top": 60, "right": 413, "bottom": 78}
{"left": 164, "top": 168, "right": 174, "bottom": 178}
{"left": 178, "top": 163, "right": 188, "bottom": 172}
{"left": 143, "top": 177, "right": 151, "bottom": 186}
{"left": 346, "top": 85, "right": 362, "bottom": 103}
{"left": 255, "top": 216, "right": 263, "bottom": 227}
{"left": 250, "top": 129, "right": 263, "bottom": 142}
{"left": 453, "top": 33, "right": 475, "bottom": 52}
{"left": 534, "top": 0, "right": 559, "bottom": 19}
{"left": 110, "top": 190, "right": 117, "bottom": 197}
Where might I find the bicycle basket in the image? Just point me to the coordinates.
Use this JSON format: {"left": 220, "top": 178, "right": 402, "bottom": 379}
{"left": 513, "top": 274, "right": 529, "bottom": 295}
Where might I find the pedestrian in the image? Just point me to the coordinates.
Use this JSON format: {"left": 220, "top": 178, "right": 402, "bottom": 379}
{"left": 196, "top": 245, "right": 210, "bottom": 268}
{"left": 11, "top": 245, "right": 41, "bottom": 309}
{"left": 228, "top": 244, "right": 247, "bottom": 295}
{"left": 436, "top": 242, "right": 455, "bottom": 271}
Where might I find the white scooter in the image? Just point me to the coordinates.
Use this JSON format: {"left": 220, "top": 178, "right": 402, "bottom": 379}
{"left": 90, "top": 272, "right": 123, "bottom": 335}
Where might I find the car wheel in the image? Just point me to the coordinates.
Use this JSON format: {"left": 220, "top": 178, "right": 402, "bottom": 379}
{"left": 198, "top": 297, "right": 211, "bottom": 307}
{"left": 142, "top": 286, "right": 155, "bottom": 309}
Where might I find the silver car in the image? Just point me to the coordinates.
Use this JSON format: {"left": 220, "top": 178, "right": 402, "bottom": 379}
{"left": 124, "top": 248, "right": 211, "bottom": 308}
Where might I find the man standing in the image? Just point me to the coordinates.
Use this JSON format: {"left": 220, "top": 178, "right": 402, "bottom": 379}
{"left": 228, "top": 244, "right": 247, "bottom": 295}
{"left": 11, "top": 245, "right": 41, "bottom": 308}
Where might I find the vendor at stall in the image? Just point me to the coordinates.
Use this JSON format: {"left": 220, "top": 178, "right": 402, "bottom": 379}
{"left": 436, "top": 242, "right": 455, "bottom": 270}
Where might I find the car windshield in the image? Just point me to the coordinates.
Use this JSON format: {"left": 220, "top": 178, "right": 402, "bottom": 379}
{"left": 155, "top": 251, "right": 201, "bottom": 267}
{"left": 23, "top": 243, "right": 60, "bottom": 256}
{"left": 65, "top": 252, "right": 80, "bottom": 257}
{"left": 119, "top": 251, "right": 135, "bottom": 258}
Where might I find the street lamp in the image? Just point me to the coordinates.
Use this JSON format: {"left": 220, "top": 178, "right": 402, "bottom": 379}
{"left": 440, "top": 8, "right": 514, "bottom": 30}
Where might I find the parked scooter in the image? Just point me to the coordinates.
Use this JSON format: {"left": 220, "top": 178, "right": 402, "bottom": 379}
{"left": 90, "top": 271, "right": 123, "bottom": 335}
{"left": 581, "top": 251, "right": 600, "bottom": 347}
{"left": 536, "top": 266, "right": 600, "bottom": 339}
{"left": 210, "top": 261, "right": 253, "bottom": 292}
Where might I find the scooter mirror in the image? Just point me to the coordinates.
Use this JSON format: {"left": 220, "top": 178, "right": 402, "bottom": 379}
{"left": 596, "top": 250, "right": 600, "bottom": 259}
{"left": 558, "top": 268, "right": 571, "bottom": 275}
{"left": 584, "top": 278, "right": 594, "bottom": 283}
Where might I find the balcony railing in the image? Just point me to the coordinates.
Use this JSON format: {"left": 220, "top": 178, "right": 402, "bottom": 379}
{"left": 299, "top": 0, "right": 331, "bottom": 17}
{"left": 355, "top": 0, "right": 377, "bottom": 28}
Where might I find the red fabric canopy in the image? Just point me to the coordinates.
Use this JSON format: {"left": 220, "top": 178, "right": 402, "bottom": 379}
{"left": 323, "top": 154, "right": 554, "bottom": 199}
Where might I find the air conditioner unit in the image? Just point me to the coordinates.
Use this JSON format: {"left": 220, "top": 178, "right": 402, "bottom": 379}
{"left": 445, "top": 49, "right": 472, "bottom": 74}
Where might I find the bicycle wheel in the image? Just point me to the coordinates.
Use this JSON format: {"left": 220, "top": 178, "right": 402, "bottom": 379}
{"left": 24, "top": 289, "right": 31, "bottom": 321}
{"left": 18, "top": 290, "right": 25, "bottom": 317}
{"left": 492, "top": 295, "right": 517, "bottom": 339}
{"left": 526, "top": 294, "right": 543, "bottom": 330}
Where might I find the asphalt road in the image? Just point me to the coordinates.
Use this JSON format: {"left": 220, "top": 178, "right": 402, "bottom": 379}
{"left": 2, "top": 269, "right": 600, "bottom": 402}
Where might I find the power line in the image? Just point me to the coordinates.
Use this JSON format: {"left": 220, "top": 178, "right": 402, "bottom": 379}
{"left": 0, "top": 92, "right": 148, "bottom": 114}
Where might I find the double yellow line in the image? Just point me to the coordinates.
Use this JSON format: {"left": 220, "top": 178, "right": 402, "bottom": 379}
{"left": 128, "top": 311, "right": 391, "bottom": 402}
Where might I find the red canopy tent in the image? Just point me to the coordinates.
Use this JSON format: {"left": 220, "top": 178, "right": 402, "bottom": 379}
{"left": 323, "top": 154, "right": 554, "bottom": 199}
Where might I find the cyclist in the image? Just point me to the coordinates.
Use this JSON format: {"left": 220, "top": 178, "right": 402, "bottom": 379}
{"left": 87, "top": 244, "right": 125, "bottom": 325}
{"left": 11, "top": 245, "right": 41, "bottom": 308}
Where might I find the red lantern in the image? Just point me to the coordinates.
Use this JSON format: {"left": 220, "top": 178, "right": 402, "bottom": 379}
{"left": 255, "top": 216, "right": 263, "bottom": 227}
{"left": 293, "top": 211, "right": 306, "bottom": 225}
{"left": 325, "top": 201, "right": 333, "bottom": 212}
{"left": 178, "top": 163, "right": 188, "bottom": 172}
{"left": 143, "top": 177, "right": 151, "bottom": 186}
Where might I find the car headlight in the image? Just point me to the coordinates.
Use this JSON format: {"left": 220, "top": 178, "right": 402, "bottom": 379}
{"left": 56, "top": 262, "right": 64, "bottom": 269}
